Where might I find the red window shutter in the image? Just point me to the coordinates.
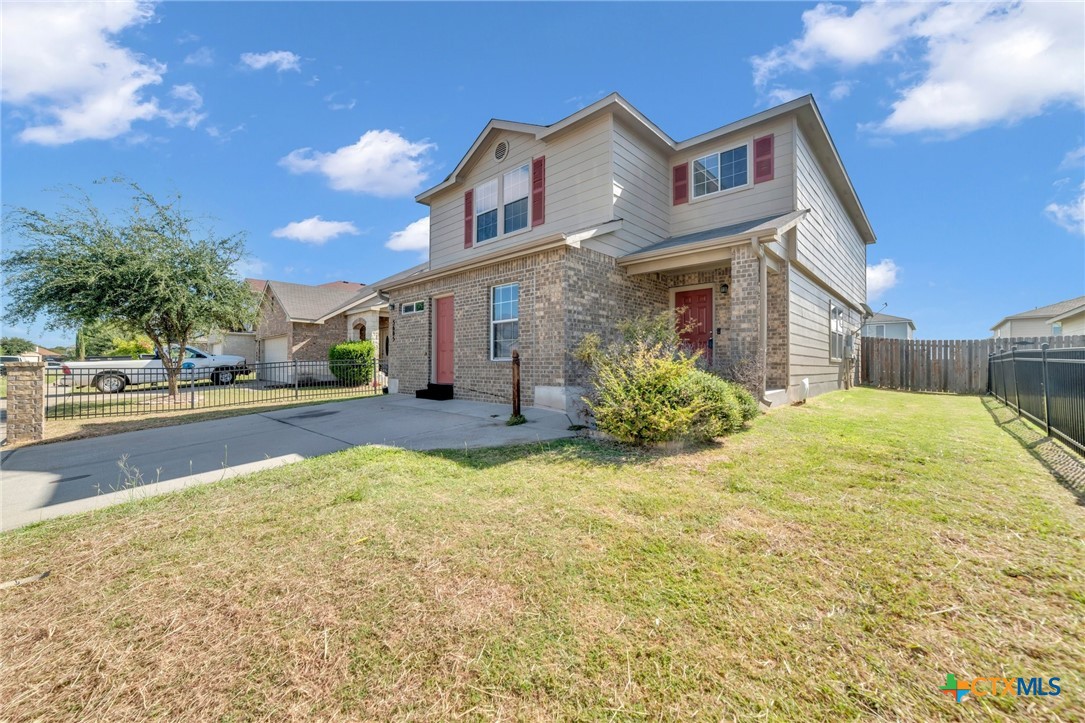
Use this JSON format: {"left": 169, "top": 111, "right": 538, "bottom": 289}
{"left": 672, "top": 163, "right": 689, "bottom": 205}
{"left": 531, "top": 156, "right": 546, "bottom": 227}
{"left": 754, "top": 134, "right": 774, "bottom": 183}
{"left": 463, "top": 189, "right": 474, "bottom": 248}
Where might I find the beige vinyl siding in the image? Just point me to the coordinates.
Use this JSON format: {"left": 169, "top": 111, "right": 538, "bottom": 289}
{"left": 669, "top": 119, "right": 794, "bottom": 237}
{"left": 604, "top": 118, "right": 671, "bottom": 255}
{"left": 793, "top": 124, "right": 866, "bottom": 307}
{"left": 1059, "top": 310, "right": 1085, "bottom": 335}
{"left": 994, "top": 317, "right": 1057, "bottom": 338}
{"left": 428, "top": 116, "right": 615, "bottom": 270}
{"left": 788, "top": 266, "right": 861, "bottom": 398}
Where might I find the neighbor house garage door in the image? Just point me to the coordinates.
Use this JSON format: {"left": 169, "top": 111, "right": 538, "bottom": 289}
{"left": 263, "top": 335, "right": 289, "bottom": 363}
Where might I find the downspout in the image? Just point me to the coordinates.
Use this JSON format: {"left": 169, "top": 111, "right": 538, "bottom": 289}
{"left": 750, "top": 237, "right": 768, "bottom": 397}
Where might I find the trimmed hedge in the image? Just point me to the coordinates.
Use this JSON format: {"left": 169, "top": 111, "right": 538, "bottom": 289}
{"left": 328, "top": 341, "right": 375, "bottom": 385}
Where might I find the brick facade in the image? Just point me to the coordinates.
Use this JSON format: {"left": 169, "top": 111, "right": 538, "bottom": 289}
{"left": 766, "top": 264, "right": 788, "bottom": 389}
{"left": 5, "top": 362, "right": 45, "bottom": 444}
{"left": 254, "top": 293, "right": 350, "bottom": 363}
{"left": 728, "top": 244, "right": 763, "bottom": 376}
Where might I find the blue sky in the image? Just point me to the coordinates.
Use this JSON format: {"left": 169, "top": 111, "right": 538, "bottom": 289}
{"left": 2, "top": 1, "right": 1083, "bottom": 347}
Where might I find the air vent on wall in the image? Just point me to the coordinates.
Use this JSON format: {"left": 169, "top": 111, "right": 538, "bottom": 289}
{"left": 494, "top": 140, "right": 509, "bottom": 161}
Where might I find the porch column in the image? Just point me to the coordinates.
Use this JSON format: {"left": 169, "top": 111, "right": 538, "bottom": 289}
{"left": 728, "top": 244, "right": 765, "bottom": 395}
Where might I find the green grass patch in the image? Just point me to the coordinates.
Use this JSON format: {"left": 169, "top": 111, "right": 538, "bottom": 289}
{"left": 1, "top": 388, "right": 1082, "bottom": 720}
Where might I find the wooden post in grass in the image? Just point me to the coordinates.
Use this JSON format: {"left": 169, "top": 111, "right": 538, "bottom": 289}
{"left": 511, "top": 349, "right": 521, "bottom": 418}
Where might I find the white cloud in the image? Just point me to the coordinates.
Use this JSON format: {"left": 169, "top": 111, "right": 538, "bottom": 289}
{"left": 183, "top": 47, "right": 215, "bottom": 67}
{"left": 240, "top": 50, "right": 301, "bottom": 72}
{"left": 1045, "top": 183, "right": 1085, "bottom": 235}
{"left": 234, "top": 256, "right": 268, "bottom": 278}
{"left": 385, "top": 217, "right": 429, "bottom": 258}
{"left": 752, "top": 2, "right": 1085, "bottom": 135}
{"left": 867, "top": 259, "right": 900, "bottom": 298}
{"left": 765, "top": 87, "right": 806, "bottom": 105}
{"left": 161, "top": 84, "right": 206, "bottom": 129}
{"left": 280, "top": 130, "right": 435, "bottom": 197}
{"left": 324, "top": 93, "right": 356, "bottom": 111}
{"left": 0, "top": 0, "right": 202, "bottom": 145}
{"left": 829, "top": 80, "right": 853, "bottom": 101}
{"left": 271, "top": 216, "right": 360, "bottom": 245}
{"left": 1060, "top": 146, "right": 1085, "bottom": 170}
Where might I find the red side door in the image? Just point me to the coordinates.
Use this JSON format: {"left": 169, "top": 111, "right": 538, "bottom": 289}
{"left": 675, "top": 288, "right": 713, "bottom": 364}
{"left": 435, "top": 296, "right": 454, "bottom": 384}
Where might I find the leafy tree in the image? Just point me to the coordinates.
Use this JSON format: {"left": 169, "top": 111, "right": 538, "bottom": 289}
{"left": 0, "top": 336, "right": 35, "bottom": 355}
{"left": 107, "top": 336, "right": 153, "bottom": 359}
{"left": 2, "top": 180, "right": 257, "bottom": 396}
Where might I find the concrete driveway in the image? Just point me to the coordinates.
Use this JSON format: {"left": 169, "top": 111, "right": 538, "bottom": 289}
{"left": 1, "top": 395, "right": 575, "bottom": 531}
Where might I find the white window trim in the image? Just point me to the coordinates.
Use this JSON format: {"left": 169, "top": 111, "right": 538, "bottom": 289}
{"left": 474, "top": 162, "right": 532, "bottom": 246}
{"left": 689, "top": 139, "right": 752, "bottom": 203}
{"left": 401, "top": 300, "right": 426, "bottom": 315}
{"left": 490, "top": 283, "right": 519, "bottom": 362}
{"left": 829, "top": 302, "right": 845, "bottom": 362}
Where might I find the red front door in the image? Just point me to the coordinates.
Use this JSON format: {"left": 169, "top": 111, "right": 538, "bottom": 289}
{"left": 675, "top": 288, "right": 713, "bottom": 364}
{"left": 435, "top": 296, "right": 454, "bottom": 383}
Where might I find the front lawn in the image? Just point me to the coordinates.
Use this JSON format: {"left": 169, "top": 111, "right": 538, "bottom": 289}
{"left": 1, "top": 389, "right": 1082, "bottom": 720}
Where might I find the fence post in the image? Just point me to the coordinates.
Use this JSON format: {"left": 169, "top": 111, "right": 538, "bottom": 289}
{"left": 511, "top": 349, "right": 521, "bottom": 418}
{"left": 1041, "top": 342, "right": 1052, "bottom": 437}
{"left": 294, "top": 359, "right": 299, "bottom": 399}
{"left": 1010, "top": 345, "right": 1021, "bottom": 414}
{"left": 189, "top": 370, "right": 196, "bottom": 410}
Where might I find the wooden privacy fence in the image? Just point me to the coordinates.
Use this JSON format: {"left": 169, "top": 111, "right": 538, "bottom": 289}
{"left": 861, "top": 336, "right": 1085, "bottom": 394}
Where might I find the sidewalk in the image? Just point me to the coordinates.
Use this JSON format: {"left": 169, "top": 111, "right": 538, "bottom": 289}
{"left": 1, "top": 395, "right": 574, "bottom": 531}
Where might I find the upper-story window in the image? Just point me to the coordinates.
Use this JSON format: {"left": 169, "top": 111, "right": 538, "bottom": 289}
{"left": 692, "top": 144, "right": 749, "bottom": 199}
{"left": 475, "top": 163, "right": 530, "bottom": 243}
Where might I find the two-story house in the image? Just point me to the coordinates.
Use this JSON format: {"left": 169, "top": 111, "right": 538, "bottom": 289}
{"left": 382, "top": 94, "right": 875, "bottom": 413}
{"left": 862, "top": 313, "right": 915, "bottom": 340}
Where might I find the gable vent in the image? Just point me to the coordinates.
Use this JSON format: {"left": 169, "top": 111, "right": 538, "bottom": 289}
{"left": 494, "top": 140, "right": 509, "bottom": 161}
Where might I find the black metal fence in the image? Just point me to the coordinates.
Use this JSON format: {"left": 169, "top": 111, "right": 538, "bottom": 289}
{"left": 989, "top": 344, "right": 1085, "bottom": 456}
{"left": 48, "top": 359, "right": 387, "bottom": 420}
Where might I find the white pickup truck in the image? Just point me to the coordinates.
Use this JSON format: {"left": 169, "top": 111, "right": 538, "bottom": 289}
{"left": 61, "top": 346, "right": 251, "bottom": 393}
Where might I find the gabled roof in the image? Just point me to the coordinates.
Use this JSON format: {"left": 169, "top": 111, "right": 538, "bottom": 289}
{"left": 319, "top": 280, "right": 366, "bottom": 291}
{"left": 1047, "top": 302, "right": 1085, "bottom": 324}
{"left": 990, "top": 295, "right": 1085, "bottom": 330}
{"left": 265, "top": 280, "right": 369, "bottom": 323}
{"left": 415, "top": 92, "right": 875, "bottom": 245}
{"left": 865, "top": 313, "right": 915, "bottom": 329}
{"left": 246, "top": 278, "right": 268, "bottom": 294}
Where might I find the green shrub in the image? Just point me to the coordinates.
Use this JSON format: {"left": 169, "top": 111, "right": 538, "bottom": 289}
{"left": 328, "top": 341, "right": 375, "bottom": 385}
{"left": 576, "top": 310, "right": 759, "bottom": 446}
{"left": 678, "top": 370, "right": 744, "bottom": 439}
{"left": 731, "top": 382, "right": 760, "bottom": 422}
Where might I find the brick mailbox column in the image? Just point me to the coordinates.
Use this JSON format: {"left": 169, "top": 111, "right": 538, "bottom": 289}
{"left": 5, "top": 362, "right": 46, "bottom": 444}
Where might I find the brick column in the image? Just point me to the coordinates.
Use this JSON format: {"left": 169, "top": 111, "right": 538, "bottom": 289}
{"left": 729, "top": 244, "right": 764, "bottom": 394}
{"left": 5, "top": 362, "right": 46, "bottom": 444}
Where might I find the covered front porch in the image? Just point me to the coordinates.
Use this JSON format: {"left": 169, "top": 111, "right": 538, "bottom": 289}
{"left": 618, "top": 212, "right": 804, "bottom": 397}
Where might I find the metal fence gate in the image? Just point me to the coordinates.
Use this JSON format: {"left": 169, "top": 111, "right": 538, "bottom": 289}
{"left": 989, "top": 345, "right": 1085, "bottom": 456}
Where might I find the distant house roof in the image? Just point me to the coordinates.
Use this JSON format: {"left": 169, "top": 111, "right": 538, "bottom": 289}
{"left": 265, "top": 280, "right": 370, "bottom": 323}
{"left": 246, "top": 278, "right": 268, "bottom": 294}
{"left": 990, "top": 295, "right": 1085, "bottom": 330}
{"left": 318, "top": 280, "right": 366, "bottom": 291}
{"left": 866, "top": 313, "right": 915, "bottom": 329}
{"left": 35, "top": 345, "right": 61, "bottom": 356}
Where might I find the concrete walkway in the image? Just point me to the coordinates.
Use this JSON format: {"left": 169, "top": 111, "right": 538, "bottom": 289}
{"left": 1, "top": 395, "right": 575, "bottom": 531}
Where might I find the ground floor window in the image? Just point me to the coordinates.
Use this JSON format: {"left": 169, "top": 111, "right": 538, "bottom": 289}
{"left": 830, "top": 302, "right": 845, "bottom": 361}
{"left": 491, "top": 283, "right": 519, "bottom": 360}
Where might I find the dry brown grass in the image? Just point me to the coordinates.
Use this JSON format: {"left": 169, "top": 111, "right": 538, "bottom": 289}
{"left": 1, "top": 389, "right": 1083, "bottom": 720}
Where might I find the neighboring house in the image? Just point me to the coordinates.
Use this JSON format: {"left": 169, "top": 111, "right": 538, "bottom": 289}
{"left": 381, "top": 93, "right": 874, "bottom": 411}
{"left": 991, "top": 295, "right": 1085, "bottom": 338}
{"left": 862, "top": 313, "right": 915, "bottom": 340}
{"left": 255, "top": 266, "right": 428, "bottom": 372}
